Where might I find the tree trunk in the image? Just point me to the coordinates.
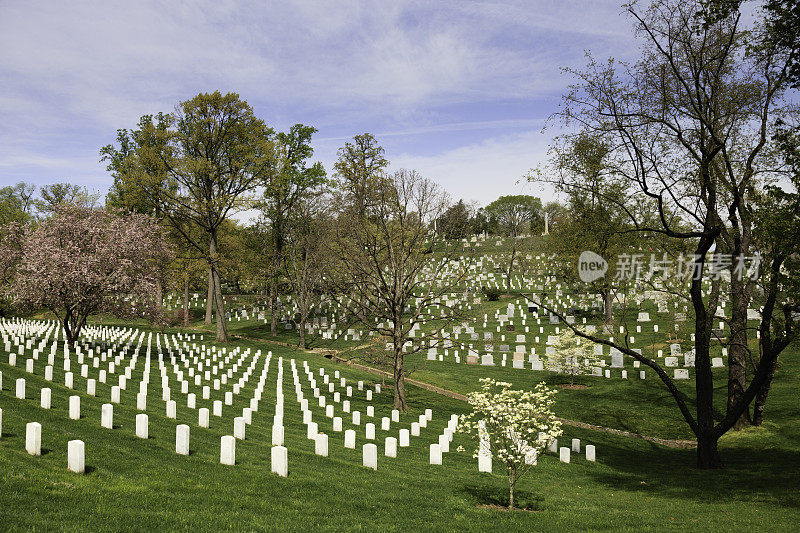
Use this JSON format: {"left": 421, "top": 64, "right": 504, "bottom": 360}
{"left": 155, "top": 281, "right": 163, "bottom": 315}
{"left": 209, "top": 234, "right": 229, "bottom": 342}
{"left": 509, "top": 480, "right": 515, "bottom": 510}
{"left": 299, "top": 315, "right": 306, "bottom": 349}
{"left": 63, "top": 319, "right": 78, "bottom": 348}
{"left": 727, "top": 276, "right": 751, "bottom": 430}
{"left": 205, "top": 266, "right": 214, "bottom": 325}
{"left": 696, "top": 430, "right": 723, "bottom": 469}
{"left": 506, "top": 244, "right": 516, "bottom": 297}
{"left": 182, "top": 275, "right": 190, "bottom": 327}
{"left": 392, "top": 346, "right": 407, "bottom": 412}
{"left": 603, "top": 288, "right": 613, "bottom": 321}
{"left": 270, "top": 275, "right": 278, "bottom": 337}
{"left": 752, "top": 355, "right": 779, "bottom": 426}
{"left": 691, "top": 238, "right": 723, "bottom": 469}
{"left": 62, "top": 310, "right": 86, "bottom": 348}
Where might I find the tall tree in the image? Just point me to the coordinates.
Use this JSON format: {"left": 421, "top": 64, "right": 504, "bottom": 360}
{"left": 284, "top": 197, "right": 330, "bottom": 349}
{"left": 330, "top": 134, "right": 472, "bottom": 411}
{"left": 435, "top": 199, "right": 472, "bottom": 239}
{"left": 535, "top": 133, "right": 639, "bottom": 321}
{"left": 0, "top": 205, "right": 171, "bottom": 345}
{"left": 106, "top": 92, "right": 274, "bottom": 342}
{"left": 35, "top": 183, "right": 96, "bottom": 213}
{"left": 484, "top": 195, "right": 541, "bottom": 295}
{"left": 258, "top": 124, "right": 326, "bottom": 337}
{"left": 533, "top": 0, "right": 797, "bottom": 467}
{"left": 0, "top": 182, "right": 36, "bottom": 226}
{"left": 101, "top": 112, "right": 180, "bottom": 318}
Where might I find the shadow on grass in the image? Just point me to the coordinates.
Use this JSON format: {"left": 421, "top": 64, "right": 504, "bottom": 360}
{"left": 584, "top": 437, "right": 800, "bottom": 508}
{"left": 459, "top": 482, "right": 544, "bottom": 511}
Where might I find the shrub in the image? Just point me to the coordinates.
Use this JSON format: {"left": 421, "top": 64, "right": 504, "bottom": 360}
{"left": 483, "top": 287, "right": 501, "bottom": 301}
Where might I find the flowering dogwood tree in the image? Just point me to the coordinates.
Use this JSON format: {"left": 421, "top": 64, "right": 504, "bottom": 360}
{"left": 0, "top": 205, "right": 172, "bottom": 345}
{"left": 550, "top": 329, "right": 602, "bottom": 385}
{"left": 457, "top": 378, "right": 562, "bottom": 509}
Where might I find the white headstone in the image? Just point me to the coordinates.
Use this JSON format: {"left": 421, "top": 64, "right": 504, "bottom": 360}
{"left": 220, "top": 435, "right": 236, "bottom": 465}
{"left": 478, "top": 451, "right": 491, "bottom": 473}
{"left": 438, "top": 434, "right": 450, "bottom": 453}
{"left": 586, "top": 444, "right": 596, "bottom": 462}
{"left": 233, "top": 417, "right": 246, "bottom": 440}
{"left": 26, "top": 422, "right": 41, "bottom": 456}
{"left": 315, "top": 433, "right": 329, "bottom": 456}
{"left": 69, "top": 395, "right": 80, "bottom": 420}
{"left": 271, "top": 424, "right": 284, "bottom": 446}
{"left": 385, "top": 436, "right": 397, "bottom": 457}
{"left": 136, "top": 413, "right": 149, "bottom": 439}
{"left": 101, "top": 404, "right": 113, "bottom": 429}
{"left": 429, "top": 443, "right": 442, "bottom": 465}
{"left": 176, "top": 424, "right": 190, "bottom": 455}
{"left": 67, "top": 439, "right": 85, "bottom": 474}
{"left": 40, "top": 388, "right": 51, "bottom": 409}
{"left": 344, "top": 429, "right": 356, "bottom": 449}
{"left": 362, "top": 443, "right": 378, "bottom": 470}
{"left": 559, "top": 447, "right": 571, "bottom": 463}
{"left": 271, "top": 445, "right": 288, "bottom": 477}
{"left": 674, "top": 369, "right": 690, "bottom": 380}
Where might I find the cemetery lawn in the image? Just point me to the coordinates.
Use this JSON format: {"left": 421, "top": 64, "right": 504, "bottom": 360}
{"left": 2, "top": 329, "right": 799, "bottom": 531}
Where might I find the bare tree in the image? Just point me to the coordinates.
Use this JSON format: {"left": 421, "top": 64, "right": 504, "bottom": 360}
{"left": 330, "top": 134, "right": 472, "bottom": 410}
{"left": 284, "top": 197, "right": 330, "bottom": 349}
{"left": 531, "top": 0, "right": 798, "bottom": 467}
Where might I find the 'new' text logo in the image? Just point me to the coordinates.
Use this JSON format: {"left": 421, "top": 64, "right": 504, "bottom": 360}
{"left": 578, "top": 251, "right": 607, "bottom": 282}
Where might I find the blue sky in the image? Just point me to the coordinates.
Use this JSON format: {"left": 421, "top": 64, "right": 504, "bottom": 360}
{"left": 0, "top": 0, "right": 639, "bottom": 207}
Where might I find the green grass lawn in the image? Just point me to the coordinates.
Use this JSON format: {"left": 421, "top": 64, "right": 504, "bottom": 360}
{"left": 1, "top": 318, "right": 799, "bottom": 531}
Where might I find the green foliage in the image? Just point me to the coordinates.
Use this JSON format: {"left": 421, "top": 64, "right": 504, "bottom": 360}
{"left": 484, "top": 195, "right": 542, "bottom": 236}
{"left": 0, "top": 182, "right": 36, "bottom": 226}
{"left": 483, "top": 287, "right": 501, "bottom": 301}
{"left": 436, "top": 199, "right": 472, "bottom": 239}
{"left": 35, "top": 183, "right": 96, "bottom": 213}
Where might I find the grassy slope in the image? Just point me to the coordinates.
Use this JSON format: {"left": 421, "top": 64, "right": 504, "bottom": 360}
{"left": 1, "top": 324, "right": 799, "bottom": 531}
{"left": 208, "top": 296, "right": 756, "bottom": 441}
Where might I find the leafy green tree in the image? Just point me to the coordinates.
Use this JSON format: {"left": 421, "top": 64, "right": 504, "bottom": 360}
{"left": 749, "top": 122, "right": 800, "bottom": 424}
{"left": 436, "top": 199, "right": 472, "bottom": 239}
{"left": 101, "top": 112, "right": 181, "bottom": 317}
{"left": 258, "top": 124, "right": 326, "bottom": 337}
{"left": 35, "top": 183, "right": 97, "bottom": 213}
{"left": 535, "top": 0, "right": 797, "bottom": 467}
{"left": 469, "top": 208, "right": 489, "bottom": 235}
{"left": 103, "top": 92, "right": 274, "bottom": 342}
{"left": 330, "top": 135, "right": 471, "bottom": 411}
{"left": 0, "top": 182, "right": 36, "bottom": 226}
{"left": 284, "top": 197, "right": 331, "bottom": 349}
{"left": 484, "top": 195, "right": 542, "bottom": 295}
{"left": 536, "top": 133, "right": 637, "bottom": 321}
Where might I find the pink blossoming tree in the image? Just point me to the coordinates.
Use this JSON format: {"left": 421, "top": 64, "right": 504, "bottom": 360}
{"left": 0, "top": 205, "right": 172, "bottom": 345}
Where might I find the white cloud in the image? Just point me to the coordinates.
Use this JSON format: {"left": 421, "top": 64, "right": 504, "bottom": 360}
{"left": 0, "top": 0, "right": 638, "bottom": 198}
{"left": 389, "top": 129, "right": 559, "bottom": 207}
